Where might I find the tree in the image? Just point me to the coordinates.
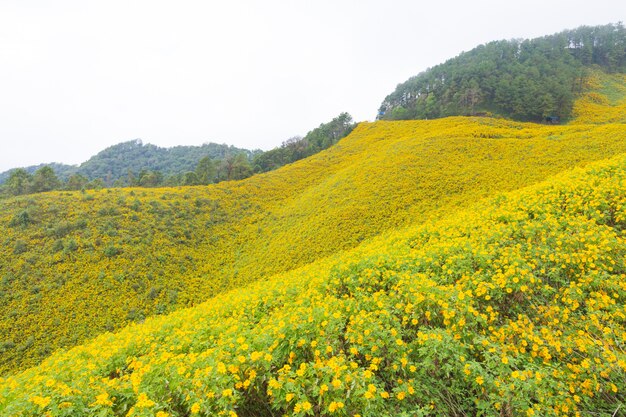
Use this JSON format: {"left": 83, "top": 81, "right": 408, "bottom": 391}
{"left": 138, "top": 170, "right": 164, "bottom": 187}
{"left": 230, "top": 153, "right": 253, "bottom": 180}
{"left": 305, "top": 113, "right": 355, "bottom": 152}
{"left": 220, "top": 153, "right": 253, "bottom": 181}
{"left": 195, "top": 156, "right": 216, "bottom": 185}
{"left": 183, "top": 171, "right": 199, "bottom": 186}
{"left": 66, "top": 174, "right": 89, "bottom": 191}
{"left": 86, "top": 178, "right": 104, "bottom": 190}
{"left": 5, "top": 169, "right": 32, "bottom": 196}
{"left": 31, "top": 166, "right": 60, "bottom": 193}
{"left": 540, "top": 94, "right": 557, "bottom": 119}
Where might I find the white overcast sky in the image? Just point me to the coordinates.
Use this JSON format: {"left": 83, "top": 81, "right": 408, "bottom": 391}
{"left": 0, "top": 0, "right": 624, "bottom": 172}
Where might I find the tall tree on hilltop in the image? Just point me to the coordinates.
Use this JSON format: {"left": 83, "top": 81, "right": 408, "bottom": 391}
{"left": 31, "top": 166, "right": 60, "bottom": 193}
{"left": 5, "top": 169, "right": 32, "bottom": 195}
{"left": 195, "top": 156, "right": 217, "bottom": 185}
{"left": 66, "top": 174, "right": 89, "bottom": 191}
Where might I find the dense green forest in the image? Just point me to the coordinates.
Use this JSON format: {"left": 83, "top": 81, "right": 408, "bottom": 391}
{"left": 379, "top": 23, "right": 626, "bottom": 122}
{"left": 77, "top": 140, "right": 255, "bottom": 185}
{"left": 0, "top": 113, "right": 354, "bottom": 196}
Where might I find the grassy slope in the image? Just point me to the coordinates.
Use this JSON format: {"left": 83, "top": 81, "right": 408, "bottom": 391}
{"left": 2, "top": 152, "right": 625, "bottom": 417}
{"left": 4, "top": 117, "right": 626, "bottom": 375}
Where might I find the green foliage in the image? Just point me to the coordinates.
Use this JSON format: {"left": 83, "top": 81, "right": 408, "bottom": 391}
{"left": 380, "top": 23, "right": 626, "bottom": 122}
{"left": 65, "top": 174, "right": 88, "bottom": 191}
{"left": 31, "top": 166, "right": 60, "bottom": 193}
{"left": 103, "top": 245, "right": 122, "bottom": 258}
{"left": 219, "top": 153, "right": 253, "bottom": 181}
{"left": 0, "top": 163, "right": 75, "bottom": 187}
{"left": 4, "top": 169, "right": 32, "bottom": 196}
{"left": 9, "top": 210, "right": 32, "bottom": 227}
{"left": 195, "top": 156, "right": 217, "bottom": 185}
{"left": 77, "top": 139, "right": 256, "bottom": 187}
{"left": 12, "top": 240, "right": 27, "bottom": 255}
{"left": 253, "top": 113, "right": 355, "bottom": 173}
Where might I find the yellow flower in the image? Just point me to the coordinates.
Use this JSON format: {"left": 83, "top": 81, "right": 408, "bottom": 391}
{"left": 328, "top": 401, "right": 344, "bottom": 412}
{"left": 190, "top": 402, "right": 201, "bottom": 414}
{"left": 135, "top": 392, "right": 155, "bottom": 408}
{"left": 92, "top": 392, "right": 113, "bottom": 406}
{"left": 30, "top": 396, "right": 51, "bottom": 409}
{"left": 268, "top": 378, "right": 281, "bottom": 389}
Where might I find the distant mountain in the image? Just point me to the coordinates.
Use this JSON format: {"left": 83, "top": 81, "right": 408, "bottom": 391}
{"left": 379, "top": 23, "right": 626, "bottom": 122}
{"left": 0, "top": 140, "right": 257, "bottom": 186}
{"left": 76, "top": 139, "right": 257, "bottom": 185}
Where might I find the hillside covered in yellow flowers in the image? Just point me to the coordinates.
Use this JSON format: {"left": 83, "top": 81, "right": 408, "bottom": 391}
{"left": 2, "top": 143, "right": 626, "bottom": 416}
{"left": 571, "top": 69, "right": 626, "bottom": 124}
{"left": 3, "top": 111, "right": 626, "bottom": 377}
{"left": 2, "top": 14, "right": 626, "bottom": 415}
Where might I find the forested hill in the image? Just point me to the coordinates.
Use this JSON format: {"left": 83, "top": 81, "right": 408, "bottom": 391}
{"left": 78, "top": 140, "right": 255, "bottom": 183}
{"left": 0, "top": 140, "right": 254, "bottom": 186}
{"left": 379, "top": 23, "right": 626, "bottom": 122}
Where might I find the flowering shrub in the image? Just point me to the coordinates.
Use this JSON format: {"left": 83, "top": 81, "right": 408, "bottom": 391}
{"left": 2, "top": 153, "right": 625, "bottom": 416}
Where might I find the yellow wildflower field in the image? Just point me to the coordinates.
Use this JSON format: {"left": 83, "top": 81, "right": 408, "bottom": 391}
{"left": 3, "top": 116, "right": 626, "bottom": 375}
{"left": 2, "top": 152, "right": 625, "bottom": 416}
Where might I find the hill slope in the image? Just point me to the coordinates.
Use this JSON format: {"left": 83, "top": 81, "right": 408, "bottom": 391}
{"left": 3, "top": 116, "right": 626, "bottom": 375}
{"left": 571, "top": 70, "right": 626, "bottom": 124}
{"left": 2, "top": 152, "right": 625, "bottom": 417}
{"left": 379, "top": 23, "right": 626, "bottom": 122}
